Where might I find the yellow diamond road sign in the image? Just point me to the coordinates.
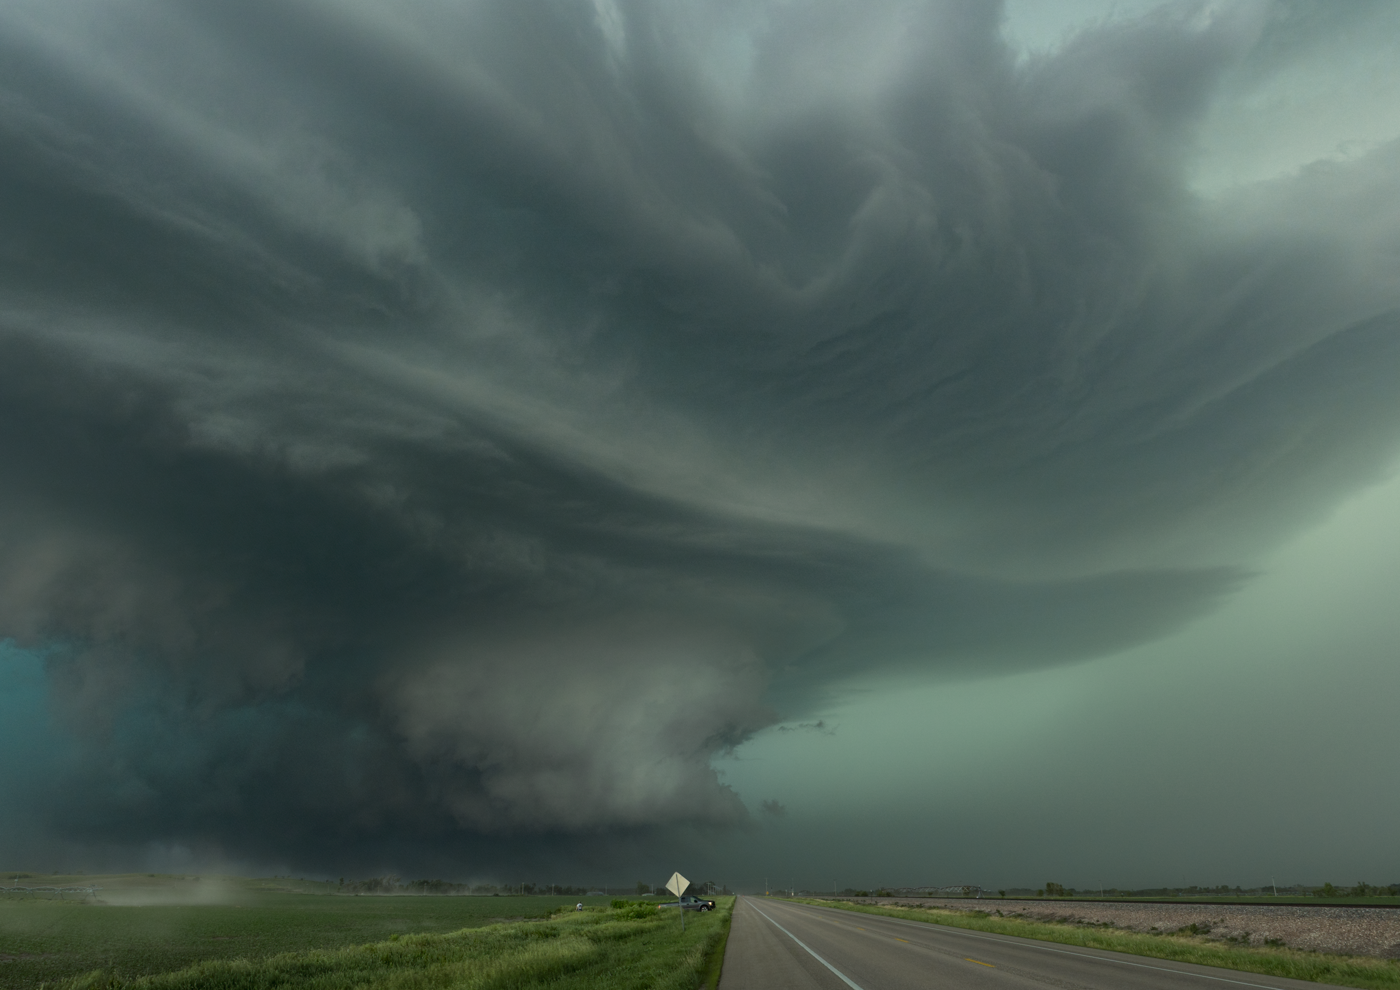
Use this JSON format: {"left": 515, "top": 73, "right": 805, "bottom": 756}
{"left": 665, "top": 872, "right": 690, "bottom": 896}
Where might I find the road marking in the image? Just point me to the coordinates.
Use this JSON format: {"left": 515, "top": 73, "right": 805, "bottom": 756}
{"left": 965, "top": 957, "right": 995, "bottom": 967}
{"left": 748, "top": 901, "right": 866, "bottom": 990}
{"left": 793, "top": 904, "right": 1300, "bottom": 989}
{"left": 896, "top": 937, "right": 910, "bottom": 943}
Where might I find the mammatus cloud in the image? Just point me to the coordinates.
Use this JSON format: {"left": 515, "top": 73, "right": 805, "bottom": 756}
{"left": 0, "top": 0, "right": 1397, "bottom": 868}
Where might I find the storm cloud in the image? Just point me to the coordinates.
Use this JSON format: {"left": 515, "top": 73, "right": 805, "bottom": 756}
{"left": 1, "top": 0, "right": 1397, "bottom": 871}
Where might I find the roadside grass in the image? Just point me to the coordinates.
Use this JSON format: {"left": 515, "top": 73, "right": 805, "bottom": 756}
{"left": 0, "top": 891, "right": 611, "bottom": 989}
{"left": 786, "top": 897, "right": 1400, "bottom": 990}
{"left": 699, "top": 899, "right": 734, "bottom": 990}
{"left": 54, "top": 898, "right": 734, "bottom": 990}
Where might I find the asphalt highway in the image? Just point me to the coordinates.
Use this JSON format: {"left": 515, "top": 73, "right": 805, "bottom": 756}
{"left": 717, "top": 897, "right": 1345, "bottom": 990}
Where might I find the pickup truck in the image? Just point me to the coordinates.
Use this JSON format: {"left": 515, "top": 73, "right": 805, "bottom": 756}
{"left": 658, "top": 893, "right": 716, "bottom": 911}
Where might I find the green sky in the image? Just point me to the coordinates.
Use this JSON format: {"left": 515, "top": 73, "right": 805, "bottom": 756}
{"left": 718, "top": 468, "right": 1400, "bottom": 889}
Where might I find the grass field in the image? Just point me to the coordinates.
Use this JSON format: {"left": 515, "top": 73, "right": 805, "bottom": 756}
{"left": 0, "top": 875, "right": 629, "bottom": 989}
{"left": 789, "top": 897, "right": 1400, "bottom": 990}
{"left": 50, "top": 897, "right": 733, "bottom": 990}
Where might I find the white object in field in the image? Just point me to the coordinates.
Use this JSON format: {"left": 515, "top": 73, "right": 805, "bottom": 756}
{"left": 665, "top": 872, "right": 690, "bottom": 896}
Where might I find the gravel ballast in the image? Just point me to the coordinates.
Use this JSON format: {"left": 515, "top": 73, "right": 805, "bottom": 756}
{"left": 842, "top": 898, "right": 1400, "bottom": 959}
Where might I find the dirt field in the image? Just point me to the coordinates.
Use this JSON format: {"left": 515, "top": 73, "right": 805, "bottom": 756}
{"left": 853, "top": 897, "right": 1400, "bottom": 958}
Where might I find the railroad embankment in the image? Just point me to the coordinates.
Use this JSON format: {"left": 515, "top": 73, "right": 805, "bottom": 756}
{"left": 844, "top": 897, "right": 1400, "bottom": 957}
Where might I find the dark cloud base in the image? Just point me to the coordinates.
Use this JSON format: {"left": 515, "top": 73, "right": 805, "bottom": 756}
{"left": 0, "top": 0, "right": 1396, "bottom": 875}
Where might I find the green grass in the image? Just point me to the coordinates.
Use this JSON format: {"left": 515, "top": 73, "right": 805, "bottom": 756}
{"left": 786, "top": 897, "right": 1400, "bottom": 990}
{"left": 699, "top": 901, "right": 733, "bottom": 990}
{"left": 0, "top": 878, "right": 617, "bottom": 989}
{"left": 54, "top": 898, "right": 734, "bottom": 990}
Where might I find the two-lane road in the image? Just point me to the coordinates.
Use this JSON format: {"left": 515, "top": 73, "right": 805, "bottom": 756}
{"left": 718, "top": 897, "right": 1344, "bottom": 990}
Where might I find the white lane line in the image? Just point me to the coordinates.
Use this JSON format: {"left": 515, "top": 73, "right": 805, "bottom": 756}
{"left": 747, "top": 900, "right": 866, "bottom": 990}
{"left": 794, "top": 903, "right": 1304, "bottom": 990}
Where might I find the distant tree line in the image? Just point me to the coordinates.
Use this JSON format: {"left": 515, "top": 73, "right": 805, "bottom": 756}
{"left": 338, "top": 876, "right": 601, "bottom": 896}
{"left": 633, "top": 879, "right": 726, "bottom": 896}
{"left": 1025, "top": 881, "right": 1400, "bottom": 898}
{"left": 1316, "top": 881, "right": 1400, "bottom": 898}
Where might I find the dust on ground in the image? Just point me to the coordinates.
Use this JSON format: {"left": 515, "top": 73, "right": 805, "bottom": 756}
{"left": 1, "top": 873, "right": 247, "bottom": 907}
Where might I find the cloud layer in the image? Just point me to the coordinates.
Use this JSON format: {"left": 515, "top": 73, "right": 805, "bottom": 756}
{"left": 0, "top": 0, "right": 1397, "bottom": 869}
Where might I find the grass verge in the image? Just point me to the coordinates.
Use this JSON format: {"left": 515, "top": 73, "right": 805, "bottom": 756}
{"left": 56, "top": 898, "right": 735, "bottom": 990}
{"left": 699, "top": 898, "right": 735, "bottom": 990}
{"left": 786, "top": 898, "right": 1400, "bottom": 990}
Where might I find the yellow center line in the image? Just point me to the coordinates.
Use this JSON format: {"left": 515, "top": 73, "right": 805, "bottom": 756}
{"left": 895, "top": 937, "right": 910, "bottom": 942}
{"left": 965, "top": 958, "right": 995, "bottom": 967}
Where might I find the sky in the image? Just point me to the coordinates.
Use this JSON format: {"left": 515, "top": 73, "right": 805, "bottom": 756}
{"left": 0, "top": 0, "right": 1398, "bottom": 892}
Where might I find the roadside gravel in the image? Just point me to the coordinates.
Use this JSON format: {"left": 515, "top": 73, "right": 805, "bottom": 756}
{"left": 849, "top": 898, "right": 1400, "bottom": 959}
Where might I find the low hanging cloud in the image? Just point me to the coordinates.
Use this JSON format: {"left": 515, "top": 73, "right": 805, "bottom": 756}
{"left": 0, "top": 0, "right": 1397, "bottom": 868}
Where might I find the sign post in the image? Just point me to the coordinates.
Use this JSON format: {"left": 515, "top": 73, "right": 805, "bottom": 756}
{"left": 666, "top": 871, "right": 690, "bottom": 932}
